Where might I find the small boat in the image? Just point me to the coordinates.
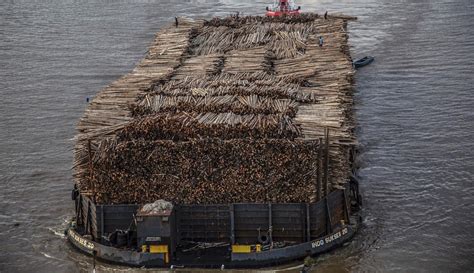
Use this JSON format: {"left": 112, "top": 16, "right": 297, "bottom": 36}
{"left": 266, "top": 0, "right": 301, "bottom": 17}
{"left": 353, "top": 56, "right": 374, "bottom": 68}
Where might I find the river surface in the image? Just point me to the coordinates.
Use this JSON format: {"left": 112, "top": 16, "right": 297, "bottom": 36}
{"left": 1, "top": 0, "right": 473, "bottom": 272}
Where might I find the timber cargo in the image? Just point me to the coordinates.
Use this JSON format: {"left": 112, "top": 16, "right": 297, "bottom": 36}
{"left": 67, "top": 12, "right": 362, "bottom": 268}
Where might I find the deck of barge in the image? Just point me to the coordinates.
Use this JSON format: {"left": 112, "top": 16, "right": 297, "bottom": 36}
{"left": 73, "top": 14, "right": 358, "bottom": 204}
{"left": 76, "top": 16, "right": 356, "bottom": 146}
{"left": 68, "top": 12, "right": 362, "bottom": 269}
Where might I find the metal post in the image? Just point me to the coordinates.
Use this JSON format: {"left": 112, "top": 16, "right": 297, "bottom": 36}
{"left": 92, "top": 250, "right": 97, "bottom": 272}
{"left": 76, "top": 194, "right": 82, "bottom": 226}
{"left": 325, "top": 198, "right": 332, "bottom": 234}
{"left": 100, "top": 205, "right": 105, "bottom": 243}
{"left": 306, "top": 203, "right": 311, "bottom": 242}
{"left": 87, "top": 139, "right": 95, "bottom": 203}
{"left": 342, "top": 189, "right": 351, "bottom": 225}
{"left": 324, "top": 128, "right": 330, "bottom": 196}
{"left": 230, "top": 204, "right": 235, "bottom": 244}
{"left": 268, "top": 203, "right": 273, "bottom": 244}
{"left": 84, "top": 201, "right": 90, "bottom": 236}
{"left": 350, "top": 145, "right": 356, "bottom": 173}
{"left": 175, "top": 206, "right": 180, "bottom": 244}
{"left": 317, "top": 138, "right": 323, "bottom": 201}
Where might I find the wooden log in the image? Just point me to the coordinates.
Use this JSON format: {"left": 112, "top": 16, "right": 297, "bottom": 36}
{"left": 73, "top": 14, "right": 358, "bottom": 205}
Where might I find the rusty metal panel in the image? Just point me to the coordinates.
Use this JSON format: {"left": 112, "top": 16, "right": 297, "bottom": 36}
{"left": 327, "top": 190, "right": 345, "bottom": 230}
{"left": 309, "top": 201, "right": 327, "bottom": 239}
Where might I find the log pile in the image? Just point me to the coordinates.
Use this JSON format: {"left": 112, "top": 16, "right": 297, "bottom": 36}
{"left": 171, "top": 54, "right": 224, "bottom": 80}
{"left": 89, "top": 138, "right": 319, "bottom": 204}
{"left": 146, "top": 73, "right": 317, "bottom": 102}
{"left": 74, "top": 14, "right": 357, "bottom": 204}
{"left": 116, "top": 112, "right": 299, "bottom": 141}
{"left": 222, "top": 47, "right": 272, "bottom": 74}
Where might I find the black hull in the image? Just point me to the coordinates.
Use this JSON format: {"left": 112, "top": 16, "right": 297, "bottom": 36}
{"left": 66, "top": 217, "right": 359, "bottom": 268}
{"left": 67, "top": 177, "right": 362, "bottom": 268}
{"left": 67, "top": 227, "right": 167, "bottom": 267}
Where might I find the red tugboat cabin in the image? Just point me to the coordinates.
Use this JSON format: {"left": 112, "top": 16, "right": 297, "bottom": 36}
{"left": 266, "top": 0, "right": 301, "bottom": 16}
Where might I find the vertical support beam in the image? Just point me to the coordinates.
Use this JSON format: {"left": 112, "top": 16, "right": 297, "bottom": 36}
{"left": 76, "top": 194, "right": 82, "bottom": 226}
{"left": 306, "top": 203, "right": 311, "bottom": 242}
{"left": 317, "top": 138, "right": 323, "bottom": 201}
{"left": 89, "top": 201, "right": 95, "bottom": 241}
{"left": 342, "top": 189, "right": 351, "bottom": 225}
{"left": 174, "top": 206, "right": 181, "bottom": 244}
{"left": 325, "top": 198, "right": 332, "bottom": 235}
{"left": 84, "top": 200, "right": 90, "bottom": 236}
{"left": 230, "top": 204, "right": 235, "bottom": 244}
{"left": 324, "top": 128, "right": 330, "bottom": 196}
{"left": 100, "top": 205, "right": 105, "bottom": 243}
{"left": 350, "top": 145, "right": 357, "bottom": 173}
{"left": 204, "top": 206, "right": 210, "bottom": 243}
{"left": 87, "top": 139, "right": 95, "bottom": 203}
{"left": 268, "top": 203, "right": 273, "bottom": 243}
{"left": 170, "top": 208, "right": 177, "bottom": 259}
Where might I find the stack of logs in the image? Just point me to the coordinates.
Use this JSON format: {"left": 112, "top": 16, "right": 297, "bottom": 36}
{"left": 74, "top": 14, "right": 357, "bottom": 205}
{"left": 88, "top": 138, "right": 320, "bottom": 204}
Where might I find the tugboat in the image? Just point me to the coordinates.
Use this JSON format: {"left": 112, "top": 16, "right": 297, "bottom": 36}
{"left": 266, "top": 0, "right": 301, "bottom": 17}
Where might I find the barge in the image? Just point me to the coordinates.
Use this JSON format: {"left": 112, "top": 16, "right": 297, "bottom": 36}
{"left": 67, "top": 12, "right": 361, "bottom": 268}
{"left": 67, "top": 178, "right": 360, "bottom": 268}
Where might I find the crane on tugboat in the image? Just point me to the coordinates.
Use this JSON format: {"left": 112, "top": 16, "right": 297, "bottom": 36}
{"left": 266, "top": 0, "right": 301, "bottom": 16}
